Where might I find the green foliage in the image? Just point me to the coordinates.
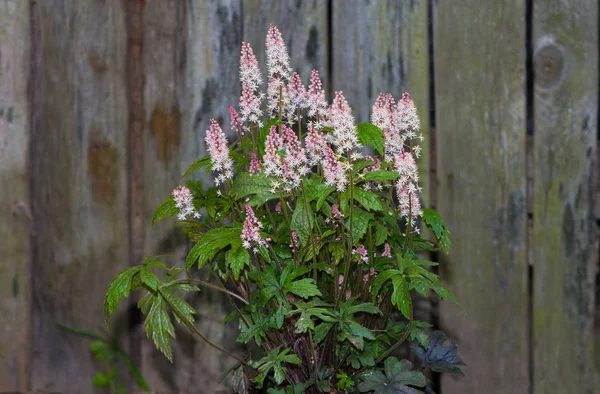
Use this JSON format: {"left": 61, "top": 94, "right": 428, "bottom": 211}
{"left": 249, "top": 347, "right": 302, "bottom": 388}
{"left": 356, "top": 123, "right": 385, "bottom": 156}
{"left": 103, "top": 27, "right": 464, "bottom": 393}
{"left": 421, "top": 208, "right": 451, "bottom": 253}
{"left": 181, "top": 154, "right": 211, "bottom": 178}
{"left": 358, "top": 358, "right": 427, "bottom": 393}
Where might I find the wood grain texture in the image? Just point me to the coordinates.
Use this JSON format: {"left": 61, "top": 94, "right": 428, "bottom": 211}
{"left": 29, "top": 1, "right": 130, "bottom": 392}
{"left": 0, "top": 0, "right": 30, "bottom": 390}
{"left": 243, "top": 0, "right": 329, "bottom": 88}
{"left": 140, "top": 1, "right": 244, "bottom": 392}
{"left": 532, "top": 1, "right": 598, "bottom": 393}
{"left": 433, "top": 1, "right": 529, "bottom": 393}
{"left": 331, "top": 0, "right": 430, "bottom": 206}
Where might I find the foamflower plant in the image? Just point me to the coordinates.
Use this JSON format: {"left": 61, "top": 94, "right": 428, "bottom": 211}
{"left": 105, "top": 24, "right": 464, "bottom": 394}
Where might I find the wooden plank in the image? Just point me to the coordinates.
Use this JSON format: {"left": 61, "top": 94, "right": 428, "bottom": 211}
{"left": 140, "top": 1, "right": 245, "bottom": 392}
{"left": 0, "top": 0, "right": 30, "bottom": 391}
{"left": 242, "top": 0, "right": 329, "bottom": 87}
{"left": 331, "top": 0, "right": 430, "bottom": 206}
{"left": 29, "top": 1, "right": 130, "bottom": 392}
{"left": 433, "top": 1, "right": 529, "bottom": 393}
{"left": 532, "top": 1, "right": 598, "bottom": 393}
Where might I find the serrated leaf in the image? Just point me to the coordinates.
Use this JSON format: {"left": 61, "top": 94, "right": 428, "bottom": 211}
{"left": 391, "top": 276, "right": 411, "bottom": 319}
{"left": 104, "top": 267, "right": 140, "bottom": 327}
{"left": 144, "top": 294, "right": 175, "bottom": 362}
{"left": 314, "top": 322, "right": 334, "bottom": 344}
{"left": 354, "top": 188, "right": 384, "bottom": 212}
{"left": 285, "top": 278, "right": 322, "bottom": 299}
{"left": 185, "top": 226, "right": 242, "bottom": 270}
{"left": 375, "top": 222, "right": 389, "bottom": 246}
{"left": 358, "top": 358, "right": 426, "bottom": 393}
{"left": 357, "top": 123, "right": 385, "bottom": 156}
{"left": 329, "top": 242, "right": 346, "bottom": 264}
{"left": 228, "top": 244, "right": 250, "bottom": 280}
{"left": 182, "top": 154, "right": 211, "bottom": 178}
{"left": 140, "top": 266, "right": 160, "bottom": 291}
{"left": 152, "top": 196, "right": 178, "bottom": 226}
{"left": 346, "top": 208, "right": 374, "bottom": 242}
{"left": 362, "top": 169, "right": 400, "bottom": 182}
{"left": 421, "top": 208, "right": 451, "bottom": 253}
{"left": 230, "top": 172, "right": 276, "bottom": 201}
{"left": 291, "top": 196, "right": 314, "bottom": 246}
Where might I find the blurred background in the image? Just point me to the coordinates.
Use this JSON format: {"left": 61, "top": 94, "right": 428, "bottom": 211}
{"left": 1, "top": 0, "right": 598, "bottom": 393}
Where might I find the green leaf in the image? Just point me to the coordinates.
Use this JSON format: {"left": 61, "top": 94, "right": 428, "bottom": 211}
{"left": 314, "top": 322, "right": 334, "bottom": 344}
{"left": 104, "top": 267, "right": 140, "bottom": 327}
{"left": 151, "top": 195, "right": 178, "bottom": 226}
{"left": 362, "top": 169, "right": 400, "bottom": 182}
{"left": 356, "top": 123, "right": 385, "bottom": 156}
{"left": 227, "top": 244, "right": 250, "bottom": 280}
{"left": 185, "top": 226, "right": 242, "bottom": 270}
{"left": 391, "top": 276, "right": 411, "bottom": 319}
{"left": 329, "top": 242, "right": 346, "bottom": 264}
{"left": 421, "top": 208, "right": 451, "bottom": 253}
{"left": 249, "top": 347, "right": 301, "bottom": 388}
{"left": 346, "top": 208, "right": 374, "bottom": 242}
{"left": 140, "top": 266, "right": 160, "bottom": 291}
{"left": 375, "top": 222, "right": 389, "bottom": 246}
{"left": 182, "top": 154, "right": 211, "bottom": 178}
{"left": 291, "top": 196, "right": 315, "bottom": 246}
{"left": 92, "top": 371, "right": 111, "bottom": 388}
{"left": 230, "top": 172, "right": 276, "bottom": 201}
{"left": 285, "top": 278, "right": 322, "bottom": 299}
{"left": 354, "top": 188, "right": 384, "bottom": 212}
{"left": 358, "top": 358, "right": 426, "bottom": 393}
{"left": 144, "top": 294, "right": 175, "bottom": 362}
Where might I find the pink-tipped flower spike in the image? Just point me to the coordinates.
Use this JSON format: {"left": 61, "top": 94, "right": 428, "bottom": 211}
{"left": 204, "top": 119, "right": 233, "bottom": 186}
{"left": 262, "top": 125, "right": 283, "bottom": 178}
{"left": 265, "top": 24, "right": 291, "bottom": 80}
{"left": 394, "top": 150, "right": 421, "bottom": 220}
{"left": 306, "top": 70, "right": 328, "bottom": 127}
{"left": 267, "top": 76, "right": 290, "bottom": 116}
{"left": 249, "top": 152, "right": 262, "bottom": 175}
{"left": 239, "top": 82, "right": 263, "bottom": 129}
{"left": 331, "top": 204, "right": 344, "bottom": 219}
{"left": 287, "top": 72, "right": 308, "bottom": 122}
{"left": 322, "top": 146, "right": 347, "bottom": 191}
{"left": 395, "top": 92, "right": 423, "bottom": 158}
{"left": 328, "top": 91, "right": 360, "bottom": 153}
{"left": 241, "top": 205, "right": 266, "bottom": 250}
{"left": 172, "top": 186, "right": 201, "bottom": 220}
{"left": 352, "top": 245, "right": 369, "bottom": 263}
{"left": 239, "top": 42, "right": 263, "bottom": 91}
{"left": 371, "top": 93, "right": 396, "bottom": 132}
{"left": 382, "top": 242, "right": 392, "bottom": 258}
{"left": 228, "top": 105, "right": 244, "bottom": 136}
{"left": 280, "top": 123, "right": 308, "bottom": 171}
{"left": 305, "top": 127, "right": 328, "bottom": 166}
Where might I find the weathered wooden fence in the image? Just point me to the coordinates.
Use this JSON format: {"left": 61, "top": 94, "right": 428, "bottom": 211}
{"left": 1, "top": 0, "right": 597, "bottom": 393}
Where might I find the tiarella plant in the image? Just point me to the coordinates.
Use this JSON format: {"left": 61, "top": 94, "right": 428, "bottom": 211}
{"left": 105, "top": 25, "right": 464, "bottom": 394}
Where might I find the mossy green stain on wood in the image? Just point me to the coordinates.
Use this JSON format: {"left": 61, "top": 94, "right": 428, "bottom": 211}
{"left": 532, "top": 0, "right": 598, "bottom": 392}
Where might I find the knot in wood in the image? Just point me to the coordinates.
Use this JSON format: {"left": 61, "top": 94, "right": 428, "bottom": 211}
{"left": 534, "top": 43, "right": 565, "bottom": 90}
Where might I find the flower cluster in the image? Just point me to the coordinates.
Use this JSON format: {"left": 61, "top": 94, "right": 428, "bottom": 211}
{"left": 172, "top": 186, "right": 200, "bottom": 220}
{"left": 241, "top": 205, "right": 267, "bottom": 250}
{"left": 328, "top": 91, "right": 360, "bottom": 154}
{"left": 204, "top": 119, "right": 233, "bottom": 185}
{"left": 262, "top": 124, "right": 309, "bottom": 192}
